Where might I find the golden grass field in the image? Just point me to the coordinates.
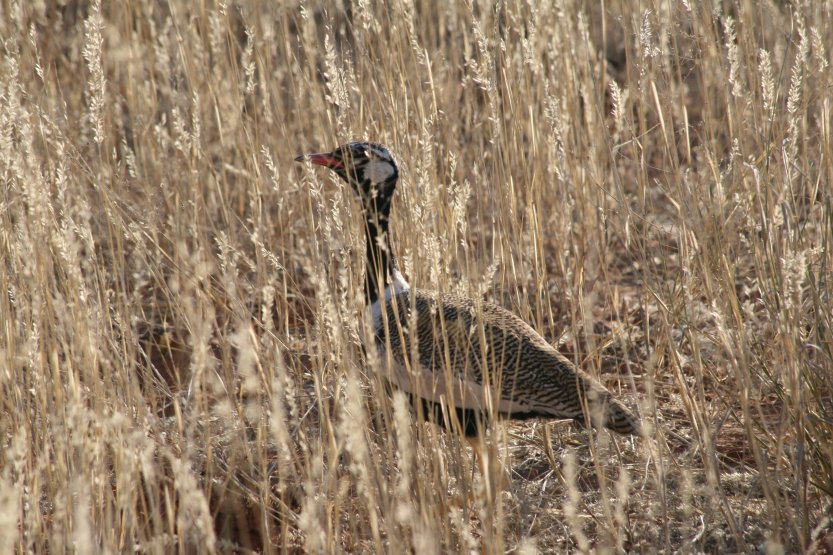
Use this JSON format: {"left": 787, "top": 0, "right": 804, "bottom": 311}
{"left": 1, "top": 1, "right": 832, "bottom": 552}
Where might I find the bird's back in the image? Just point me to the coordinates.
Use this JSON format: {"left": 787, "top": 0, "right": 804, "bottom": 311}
{"left": 372, "top": 288, "right": 642, "bottom": 435}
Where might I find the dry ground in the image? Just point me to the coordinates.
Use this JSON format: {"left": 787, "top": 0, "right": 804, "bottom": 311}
{"left": 1, "top": 1, "right": 832, "bottom": 553}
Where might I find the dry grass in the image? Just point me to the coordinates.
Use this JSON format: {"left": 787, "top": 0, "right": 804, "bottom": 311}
{"left": 1, "top": 1, "right": 832, "bottom": 553}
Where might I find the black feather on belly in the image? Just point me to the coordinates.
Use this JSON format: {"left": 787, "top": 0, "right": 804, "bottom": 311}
{"left": 411, "top": 394, "right": 558, "bottom": 437}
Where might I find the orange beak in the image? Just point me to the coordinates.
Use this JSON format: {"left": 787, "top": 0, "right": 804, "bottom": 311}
{"left": 294, "top": 152, "right": 344, "bottom": 169}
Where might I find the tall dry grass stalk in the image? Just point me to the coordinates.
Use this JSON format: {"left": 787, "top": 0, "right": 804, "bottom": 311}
{"left": 1, "top": 1, "right": 831, "bottom": 552}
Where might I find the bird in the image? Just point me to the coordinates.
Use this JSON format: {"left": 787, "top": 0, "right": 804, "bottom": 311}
{"left": 295, "top": 142, "right": 643, "bottom": 438}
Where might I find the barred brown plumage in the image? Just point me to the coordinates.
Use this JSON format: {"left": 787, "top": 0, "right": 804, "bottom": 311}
{"left": 378, "top": 289, "right": 643, "bottom": 436}
{"left": 296, "top": 142, "right": 643, "bottom": 438}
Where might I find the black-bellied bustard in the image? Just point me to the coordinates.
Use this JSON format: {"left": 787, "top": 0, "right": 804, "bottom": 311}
{"left": 295, "top": 142, "right": 643, "bottom": 442}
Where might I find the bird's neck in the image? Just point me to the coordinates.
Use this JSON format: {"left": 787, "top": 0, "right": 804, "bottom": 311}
{"left": 362, "top": 188, "right": 408, "bottom": 305}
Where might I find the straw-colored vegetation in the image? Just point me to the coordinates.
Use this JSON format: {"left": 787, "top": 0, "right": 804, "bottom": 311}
{"left": 1, "top": 1, "right": 831, "bottom": 552}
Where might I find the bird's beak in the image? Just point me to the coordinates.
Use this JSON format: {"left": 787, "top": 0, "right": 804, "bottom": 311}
{"left": 294, "top": 151, "right": 344, "bottom": 169}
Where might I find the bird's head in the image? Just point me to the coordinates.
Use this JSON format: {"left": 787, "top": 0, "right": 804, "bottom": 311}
{"left": 295, "top": 142, "right": 399, "bottom": 215}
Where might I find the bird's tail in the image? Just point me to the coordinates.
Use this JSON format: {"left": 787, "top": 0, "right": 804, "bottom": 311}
{"left": 604, "top": 396, "right": 644, "bottom": 436}
{"left": 581, "top": 386, "right": 644, "bottom": 436}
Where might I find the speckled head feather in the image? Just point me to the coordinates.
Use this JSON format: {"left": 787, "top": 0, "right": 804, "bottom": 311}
{"left": 295, "top": 142, "right": 398, "bottom": 215}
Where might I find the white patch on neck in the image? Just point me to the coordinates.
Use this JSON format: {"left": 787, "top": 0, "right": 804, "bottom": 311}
{"left": 365, "top": 159, "right": 395, "bottom": 185}
{"left": 368, "top": 269, "right": 410, "bottom": 328}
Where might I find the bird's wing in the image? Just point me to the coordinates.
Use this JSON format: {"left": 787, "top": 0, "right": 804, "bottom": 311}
{"left": 373, "top": 289, "right": 606, "bottom": 419}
